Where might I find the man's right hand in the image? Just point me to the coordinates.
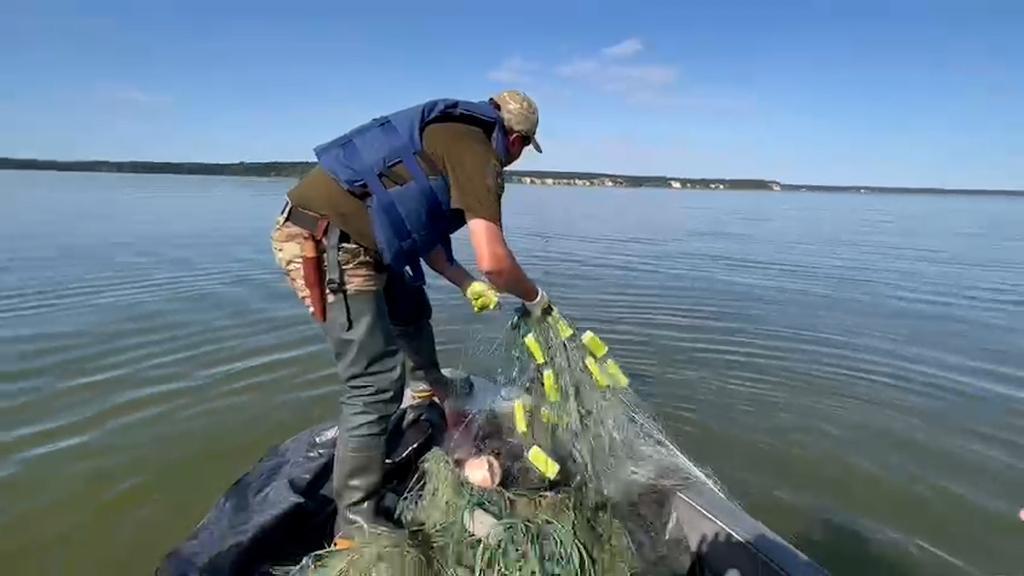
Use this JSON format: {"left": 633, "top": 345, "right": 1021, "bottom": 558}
{"left": 523, "top": 287, "right": 552, "bottom": 317}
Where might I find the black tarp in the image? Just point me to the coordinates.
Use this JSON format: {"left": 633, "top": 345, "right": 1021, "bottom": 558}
{"left": 158, "top": 399, "right": 446, "bottom": 576}
{"left": 158, "top": 422, "right": 339, "bottom": 576}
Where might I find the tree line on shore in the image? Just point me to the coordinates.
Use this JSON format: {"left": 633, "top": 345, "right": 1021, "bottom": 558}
{"left": 1, "top": 157, "right": 1019, "bottom": 195}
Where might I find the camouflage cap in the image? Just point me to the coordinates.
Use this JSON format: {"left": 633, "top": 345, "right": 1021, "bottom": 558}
{"left": 492, "top": 90, "right": 542, "bottom": 153}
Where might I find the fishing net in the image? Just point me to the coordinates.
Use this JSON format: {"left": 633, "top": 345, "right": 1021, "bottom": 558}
{"left": 288, "top": 309, "right": 721, "bottom": 576}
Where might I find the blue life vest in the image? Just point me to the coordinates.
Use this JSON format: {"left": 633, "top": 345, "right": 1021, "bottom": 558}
{"left": 314, "top": 99, "right": 509, "bottom": 285}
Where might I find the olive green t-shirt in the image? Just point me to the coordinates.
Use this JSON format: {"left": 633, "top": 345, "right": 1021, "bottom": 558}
{"left": 287, "top": 122, "right": 504, "bottom": 252}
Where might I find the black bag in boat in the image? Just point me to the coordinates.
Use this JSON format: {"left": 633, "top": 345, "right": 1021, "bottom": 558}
{"left": 156, "top": 401, "right": 446, "bottom": 576}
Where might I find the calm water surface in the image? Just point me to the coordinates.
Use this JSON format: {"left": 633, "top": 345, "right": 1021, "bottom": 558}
{"left": 1, "top": 171, "right": 1021, "bottom": 575}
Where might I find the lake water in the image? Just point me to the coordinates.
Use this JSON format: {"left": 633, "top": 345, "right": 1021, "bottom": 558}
{"left": 0, "top": 170, "right": 1021, "bottom": 575}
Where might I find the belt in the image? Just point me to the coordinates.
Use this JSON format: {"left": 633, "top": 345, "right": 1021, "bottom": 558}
{"left": 279, "top": 201, "right": 355, "bottom": 329}
{"left": 281, "top": 201, "right": 330, "bottom": 240}
{"left": 280, "top": 200, "right": 353, "bottom": 292}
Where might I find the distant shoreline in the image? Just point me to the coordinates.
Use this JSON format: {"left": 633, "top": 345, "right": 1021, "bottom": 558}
{"left": 1, "top": 157, "right": 1020, "bottom": 196}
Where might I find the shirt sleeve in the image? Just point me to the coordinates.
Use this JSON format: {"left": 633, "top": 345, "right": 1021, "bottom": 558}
{"left": 423, "top": 123, "right": 504, "bottom": 226}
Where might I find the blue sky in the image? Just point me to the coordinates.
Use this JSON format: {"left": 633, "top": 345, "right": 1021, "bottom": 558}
{"left": 2, "top": 0, "right": 1021, "bottom": 189}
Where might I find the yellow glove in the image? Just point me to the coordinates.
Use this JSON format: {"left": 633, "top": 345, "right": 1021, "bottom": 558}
{"left": 464, "top": 280, "right": 500, "bottom": 313}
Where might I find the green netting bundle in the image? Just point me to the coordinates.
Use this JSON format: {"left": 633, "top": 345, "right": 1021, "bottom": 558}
{"left": 290, "top": 450, "right": 632, "bottom": 576}
{"left": 288, "top": 308, "right": 715, "bottom": 576}
{"left": 496, "top": 309, "right": 720, "bottom": 501}
{"left": 409, "top": 450, "right": 633, "bottom": 576}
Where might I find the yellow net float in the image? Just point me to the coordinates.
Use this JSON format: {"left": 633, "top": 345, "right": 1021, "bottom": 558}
{"left": 603, "top": 359, "right": 630, "bottom": 388}
{"left": 542, "top": 368, "right": 560, "bottom": 403}
{"left": 514, "top": 397, "right": 529, "bottom": 434}
{"left": 580, "top": 330, "right": 609, "bottom": 358}
{"left": 523, "top": 332, "right": 545, "bottom": 365}
{"left": 584, "top": 355, "right": 609, "bottom": 389}
{"left": 550, "top": 310, "right": 575, "bottom": 340}
{"left": 527, "top": 445, "right": 561, "bottom": 480}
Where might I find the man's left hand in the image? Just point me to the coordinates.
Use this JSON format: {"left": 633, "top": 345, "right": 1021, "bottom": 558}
{"left": 464, "top": 280, "right": 501, "bottom": 313}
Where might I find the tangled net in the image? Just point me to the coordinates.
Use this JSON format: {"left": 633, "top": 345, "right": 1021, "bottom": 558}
{"left": 288, "top": 309, "right": 721, "bottom": 576}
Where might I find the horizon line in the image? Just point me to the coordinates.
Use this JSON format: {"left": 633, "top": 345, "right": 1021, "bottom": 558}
{"left": 0, "top": 156, "right": 1020, "bottom": 195}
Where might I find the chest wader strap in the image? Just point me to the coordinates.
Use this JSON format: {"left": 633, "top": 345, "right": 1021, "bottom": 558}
{"left": 324, "top": 226, "right": 353, "bottom": 331}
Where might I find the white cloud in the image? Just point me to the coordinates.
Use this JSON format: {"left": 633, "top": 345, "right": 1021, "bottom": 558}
{"left": 488, "top": 39, "right": 678, "bottom": 105}
{"left": 555, "top": 50, "right": 677, "bottom": 101}
{"left": 486, "top": 57, "right": 537, "bottom": 84}
{"left": 601, "top": 38, "right": 644, "bottom": 59}
{"left": 556, "top": 58, "right": 677, "bottom": 90}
